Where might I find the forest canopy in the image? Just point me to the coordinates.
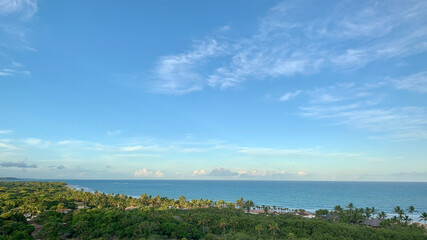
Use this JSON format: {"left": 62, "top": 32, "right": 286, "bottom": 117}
{"left": 0, "top": 181, "right": 425, "bottom": 240}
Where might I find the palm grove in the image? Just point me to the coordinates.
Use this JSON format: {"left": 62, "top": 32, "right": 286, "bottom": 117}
{"left": 0, "top": 181, "right": 426, "bottom": 240}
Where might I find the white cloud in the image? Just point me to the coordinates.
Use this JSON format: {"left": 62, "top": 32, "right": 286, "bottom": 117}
{"left": 209, "top": 167, "right": 238, "bottom": 176}
{"left": 180, "top": 148, "right": 204, "bottom": 153}
{"left": 193, "top": 169, "right": 207, "bottom": 176}
{"left": 279, "top": 90, "right": 301, "bottom": 101}
{"left": 239, "top": 147, "right": 314, "bottom": 156}
{"left": 197, "top": 167, "right": 301, "bottom": 179}
{"left": 0, "top": 142, "right": 17, "bottom": 150}
{"left": 107, "top": 130, "right": 122, "bottom": 136}
{"left": 0, "top": 71, "right": 12, "bottom": 76}
{"left": 134, "top": 168, "right": 164, "bottom": 178}
{"left": 239, "top": 146, "right": 360, "bottom": 158}
{"left": 0, "top": 67, "right": 30, "bottom": 77}
{"left": 391, "top": 71, "right": 427, "bottom": 93}
{"left": 237, "top": 169, "right": 286, "bottom": 177}
{"left": 0, "top": 0, "right": 37, "bottom": 18}
{"left": 315, "top": 94, "right": 342, "bottom": 103}
{"left": 306, "top": 82, "right": 372, "bottom": 104}
{"left": 298, "top": 80, "right": 427, "bottom": 140}
{"left": 193, "top": 167, "right": 300, "bottom": 178}
{"left": 297, "top": 170, "right": 306, "bottom": 176}
{"left": 119, "top": 146, "right": 143, "bottom": 152}
{"left": 119, "top": 145, "right": 165, "bottom": 152}
{"left": 24, "top": 138, "right": 41, "bottom": 145}
{"left": 1, "top": 1, "right": 37, "bottom": 80}
{"left": 301, "top": 104, "right": 427, "bottom": 140}
{"left": 151, "top": 39, "right": 225, "bottom": 94}
{"left": 57, "top": 140, "right": 86, "bottom": 145}
{"left": 0, "top": 130, "right": 12, "bottom": 134}
{"left": 148, "top": 1, "right": 427, "bottom": 94}
{"left": 219, "top": 25, "right": 230, "bottom": 32}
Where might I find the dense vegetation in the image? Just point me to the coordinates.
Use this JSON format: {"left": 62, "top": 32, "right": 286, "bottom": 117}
{"left": 0, "top": 181, "right": 426, "bottom": 240}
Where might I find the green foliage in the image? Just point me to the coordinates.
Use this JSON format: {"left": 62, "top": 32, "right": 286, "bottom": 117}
{"left": 0, "top": 181, "right": 426, "bottom": 240}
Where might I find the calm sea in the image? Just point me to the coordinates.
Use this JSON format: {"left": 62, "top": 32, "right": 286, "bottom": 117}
{"left": 50, "top": 180, "right": 427, "bottom": 215}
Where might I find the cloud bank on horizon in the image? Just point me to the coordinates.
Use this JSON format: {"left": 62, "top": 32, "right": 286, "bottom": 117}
{"left": 0, "top": 0, "right": 426, "bottom": 181}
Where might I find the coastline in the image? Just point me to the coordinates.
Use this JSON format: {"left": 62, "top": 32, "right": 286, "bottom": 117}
{"left": 62, "top": 179, "right": 427, "bottom": 223}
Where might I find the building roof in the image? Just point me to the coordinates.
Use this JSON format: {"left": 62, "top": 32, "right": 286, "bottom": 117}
{"left": 363, "top": 219, "right": 382, "bottom": 227}
{"left": 125, "top": 206, "right": 137, "bottom": 210}
{"left": 56, "top": 209, "right": 72, "bottom": 213}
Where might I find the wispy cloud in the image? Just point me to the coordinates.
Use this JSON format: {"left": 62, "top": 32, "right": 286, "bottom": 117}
{"left": 297, "top": 79, "right": 427, "bottom": 141}
{"left": 107, "top": 130, "right": 122, "bottom": 136}
{"left": 0, "top": 63, "right": 30, "bottom": 78}
{"left": 57, "top": 140, "right": 87, "bottom": 145}
{"left": 279, "top": 90, "right": 301, "bottom": 101}
{"left": 119, "top": 145, "right": 165, "bottom": 152}
{"left": 0, "top": 130, "right": 12, "bottom": 134}
{"left": 150, "top": 39, "right": 226, "bottom": 94}
{"left": 306, "top": 82, "right": 372, "bottom": 104}
{"left": 1, "top": 0, "right": 38, "bottom": 79}
{"left": 239, "top": 146, "right": 360, "bottom": 158}
{"left": 301, "top": 104, "right": 427, "bottom": 140}
{"left": 24, "top": 138, "right": 41, "bottom": 145}
{"left": 390, "top": 71, "right": 427, "bottom": 93}
{"left": 0, "top": 142, "right": 18, "bottom": 150}
{"left": 148, "top": 0, "right": 427, "bottom": 94}
{"left": 0, "top": 66, "right": 30, "bottom": 77}
{"left": 0, "top": 0, "right": 37, "bottom": 19}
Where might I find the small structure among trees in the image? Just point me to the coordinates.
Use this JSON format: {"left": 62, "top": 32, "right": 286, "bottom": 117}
{"left": 363, "top": 219, "right": 382, "bottom": 228}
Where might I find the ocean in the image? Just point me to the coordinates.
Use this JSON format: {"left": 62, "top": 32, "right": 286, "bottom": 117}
{"left": 57, "top": 180, "right": 427, "bottom": 215}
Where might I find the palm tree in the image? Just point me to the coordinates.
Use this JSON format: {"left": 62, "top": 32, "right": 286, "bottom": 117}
{"left": 419, "top": 212, "right": 427, "bottom": 224}
{"left": 394, "top": 206, "right": 404, "bottom": 221}
{"left": 364, "top": 207, "right": 372, "bottom": 219}
{"left": 219, "top": 200, "right": 225, "bottom": 208}
{"left": 229, "top": 217, "right": 238, "bottom": 233}
{"left": 407, "top": 206, "right": 415, "bottom": 222}
{"left": 219, "top": 219, "right": 229, "bottom": 240}
{"left": 334, "top": 205, "right": 343, "bottom": 214}
{"left": 403, "top": 215, "right": 411, "bottom": 226}
{"left": 198, "top": 219, "right": 208, "bottom": 234}
{"left": 370, "top": 207, "right": 377, "bottom": 219}
{"left": 347, "top": 203, "right": 354, "bottom": 213}
{"left": 377, "top": 211, "right": 387, "bottom": 220}
{"left": 235, "top": 197, "right": 244, "bottom": 210}
{"left": 255, "top": 224, "right": 263, "bottom": 237}
{"left": 205, "top": 199, "right": 213, "bottom": 207}
{"left": 263, "top": 205, "right": 270, "bottom": 214}
{"left": 179, "top": 195, "right": 186, "bottom": 208}
{"left": 268, "top": 222, "right": 280, "bottom": 240}
{"left": 244, "top": 200, "right": 254, "bottom": 213}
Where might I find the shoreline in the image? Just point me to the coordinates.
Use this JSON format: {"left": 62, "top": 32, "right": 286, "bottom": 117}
{"left": 65, "top": 182, "right": 427, "bottom": 224}
{"left": 22, "top": 178, "right": 427, "bottom": 183}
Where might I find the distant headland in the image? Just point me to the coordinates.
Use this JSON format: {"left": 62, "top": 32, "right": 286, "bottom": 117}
{"left": 0, "top": 177, "right": 20, "bottom": 180}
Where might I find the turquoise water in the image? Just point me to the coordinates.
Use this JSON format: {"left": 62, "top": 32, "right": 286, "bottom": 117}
{"left": 58, "top": 180, "right": 427, "bottom": 215}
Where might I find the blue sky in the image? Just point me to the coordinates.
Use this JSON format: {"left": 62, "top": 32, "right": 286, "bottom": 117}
{"left": 0, "top": 0, "right": 426, "bottom": 181}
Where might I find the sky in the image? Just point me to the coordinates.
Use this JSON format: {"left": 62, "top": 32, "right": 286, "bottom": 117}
{"left": 0, "top": 0, "right": 426, "bottom": 181}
